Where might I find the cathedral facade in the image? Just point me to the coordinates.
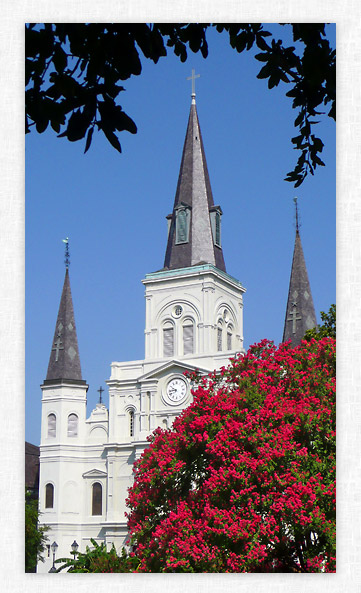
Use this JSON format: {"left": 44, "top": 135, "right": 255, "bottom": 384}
{"left": 37, "top": 93, "right": 246, "bottom": 572}
{"left": 37, "top": 91, "right": 316, "bottom": 573}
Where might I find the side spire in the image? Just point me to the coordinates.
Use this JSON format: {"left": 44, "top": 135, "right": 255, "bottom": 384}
{"left": 282, "top": 198, "right": 317, "bottom": 346}
{"left": 45, "top": 239, "right": 84, "bottom": 383}
{"left": 163, "top": 76, "right": 226, "bottom": 272}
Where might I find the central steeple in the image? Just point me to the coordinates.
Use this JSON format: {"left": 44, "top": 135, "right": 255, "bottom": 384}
{"left": 163, "top": 82, "right": 226, "bottom": 272}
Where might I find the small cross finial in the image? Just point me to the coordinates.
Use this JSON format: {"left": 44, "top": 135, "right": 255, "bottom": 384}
{"left": 62, "top": 237, "right": 70, "bottom": 268}
{"left": 293, "top": 197, "right": 300, "bottom": 232}
{"left": 97, "top": 386, "right": 104, "bottom": 404}
{"left": 187, "top": 69, "right": 200, "bottom": 100}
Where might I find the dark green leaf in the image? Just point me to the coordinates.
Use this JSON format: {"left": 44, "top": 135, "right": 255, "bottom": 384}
{"left": 102, "top": 127, "right": 122, "bottom": 153}
{"left": 257, "top": 63, "right": 271, "bottom": 80}
{"left": 84, "top": 126, "right": 94, "bottom": 153}
{"left": 53, "top": 44, "right": 68, "bottom": 73}
{"left": 64, "top": 109, "right": 90, "bottom": 141}
{"left": 254, "top": 52, "right": 269, "bottom": 63}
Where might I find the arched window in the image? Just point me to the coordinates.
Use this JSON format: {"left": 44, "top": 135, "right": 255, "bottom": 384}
{"left": 92, "top": 482, "right": 102, "bottom": 516}
{"left": 47, "top": 414, "right": 56, "bottom": 438}
{"left": 67, "top": 413, "right": 78, "bottom": 437}
{"left": 217, "top": 320, "right": 223, "bottom": 352}
{"left": 183, "top": 319, "right": 194, "bottom": 355}
{"left": 227, "top": 324, "right": 233, "bottom": 351}
{"left": 163, "top": 321, "right": 174, "bottom": 357}
{"left": 129, "top": 409, "right": 135, "bottom": 437}
{"left": 45, "top": 483, "right": 54, "bottom": 508}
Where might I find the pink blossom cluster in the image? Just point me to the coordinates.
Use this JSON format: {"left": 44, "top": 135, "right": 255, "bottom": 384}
{"left": 126, "top": 337, "right": 336, "bottom": 572}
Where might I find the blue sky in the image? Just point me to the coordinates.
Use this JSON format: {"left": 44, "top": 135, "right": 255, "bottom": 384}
{"left": 25, "top": 24, "right": 336, "bottom": 446}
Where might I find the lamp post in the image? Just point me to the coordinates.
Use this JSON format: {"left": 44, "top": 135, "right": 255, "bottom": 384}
{"left": 48, "top": 541, "right": 58, "bottom": 573}
{"left": 71, "top": 540, "right": 79, "bottom": 560}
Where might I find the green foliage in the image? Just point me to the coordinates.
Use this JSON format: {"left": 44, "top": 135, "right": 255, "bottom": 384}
{"left": 305, "top": 305, "right": 336, "bottom": 341}
{"left": 25, "top": 491, "right": 49, "bottom": 572}
{"left": 25, "top": 23, "right": 335, "bottom": 187}
{"left": 55, "top": 538, "right": 139, "bottom": 573}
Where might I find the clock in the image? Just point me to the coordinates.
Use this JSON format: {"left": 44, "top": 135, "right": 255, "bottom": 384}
{"left": 165, "top": 377, "right": 187, "bottom": 404}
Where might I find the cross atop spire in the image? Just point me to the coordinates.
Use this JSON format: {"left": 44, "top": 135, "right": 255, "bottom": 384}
{"left": 294, "top": 197, "right": 300, "bottom": 232}
{"left": 63, "top": 237, "right": 70, "bottom": 269}
{"left": 187, "top": 69, "right": 200, "bottom": 103}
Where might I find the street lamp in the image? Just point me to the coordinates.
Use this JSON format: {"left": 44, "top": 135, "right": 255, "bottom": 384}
{"left": 48, "top": 541, "right": 58, "bottom": 573}
{"left": 71, "top": 540, "right": 79, "bottom": 559}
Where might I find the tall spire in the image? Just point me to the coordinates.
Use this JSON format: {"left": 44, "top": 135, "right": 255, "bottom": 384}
{"left": 282, "top": 198, "right": 317, "bottom": 346}
{"left": 45, "top": 240, "right": 84, "bottom": 382}
{"left": 163, "top": 80, "right": 226, "bottom": 272}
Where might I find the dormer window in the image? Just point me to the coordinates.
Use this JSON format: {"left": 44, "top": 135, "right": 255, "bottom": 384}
{"left": 175, "top": 203, "right": 191, "bottom": 244}
{"left": 210, "top": 206, "right": 222, "bottom": 248}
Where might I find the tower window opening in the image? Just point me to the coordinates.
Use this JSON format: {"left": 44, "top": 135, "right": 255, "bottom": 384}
{"left": 45, "top": 483, "right": 54, "bottom": 509}
{"left": 67, "top": 413, "right": 78, "bottom": 437}
{"left": 163, "top": 323, "right": 174, "bottom": 357}
{"left": 183, "top": 321, "right": 194, "bottom": 355}
{"left": 92, "top": 482, "right": 102, "bottom": 516}
{"left": 47, "top": 414, "right": 56, "bottom": 438}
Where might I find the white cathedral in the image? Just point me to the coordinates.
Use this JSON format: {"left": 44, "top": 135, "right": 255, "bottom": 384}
{"left": 37, "top": 88, "right": 316, "bottom": 572}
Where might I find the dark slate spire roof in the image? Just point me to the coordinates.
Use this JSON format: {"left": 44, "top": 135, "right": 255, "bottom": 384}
{"left": 282, "top": 210, "right": 317, "bottom": 346}
{"left": 45, "top": 269, "right": 85, "bottom": 383}
{"left": 163, "top": 97, "right": 226, "bottom": 272}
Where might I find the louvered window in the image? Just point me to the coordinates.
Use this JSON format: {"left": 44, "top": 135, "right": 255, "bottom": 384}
{"left": 217, "top": 327, "right": 223, "bottom": 352}
{"left": 215, "top": 212, "right": 221, "bottom": 246}
{"left": 45, "top": 483, "right": 54, "bottom": 508}
{"left": 163, "top": 325, "right": 174, "bottom": 357}
{"left": 177, "top": 210, "right": 187, "bottom": 241}
{"left": 67, "top": 413, "right": 78, "bottom": 437}
{"left": 92, "top": 482, "right": 102, "bottom": 516}
{"left": 210, "top": 208, "right": 222, "bottom": 247}
{"left": 175, "top": 206, "right": 190, "bottom": 244}
{"left": 183, "top": 322, "right": 194, "bottom": 355}
{"left": 47, "top": 414, "right": 56, "bottom": 438}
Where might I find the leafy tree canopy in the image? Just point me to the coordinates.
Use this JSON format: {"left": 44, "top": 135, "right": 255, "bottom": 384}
{"left": 126, "top": 337, "right": 336, "bottom": 572}
{"left": 25, "top": 491, "right": 49, "bottom": 572}
{"left": 25, "top": 23, "right": 335, "bottom": 187}
{"left": 305, "top": 304, "right": 336, "bottom": 341}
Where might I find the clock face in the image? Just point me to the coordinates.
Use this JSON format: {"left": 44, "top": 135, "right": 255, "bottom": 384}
{"left": 166, "top": 377, "right": 187, "bottom": 403}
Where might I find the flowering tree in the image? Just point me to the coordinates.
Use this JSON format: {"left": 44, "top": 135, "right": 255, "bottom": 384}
{"left": 126, "top": 337, "right": 335, "bottom": 572}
